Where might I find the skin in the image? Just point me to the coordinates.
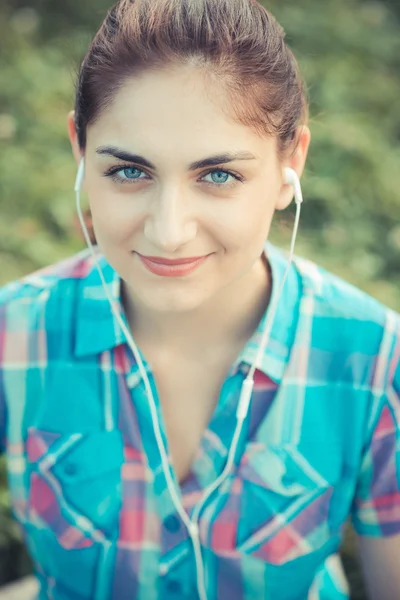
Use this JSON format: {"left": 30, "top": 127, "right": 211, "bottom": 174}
{"left": 68, "top": 65, "right": 310, "bottom": 359}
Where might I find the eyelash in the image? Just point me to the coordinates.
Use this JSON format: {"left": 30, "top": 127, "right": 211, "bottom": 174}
{"left": 103, "top": 164, "right": 244, "bottom": 188}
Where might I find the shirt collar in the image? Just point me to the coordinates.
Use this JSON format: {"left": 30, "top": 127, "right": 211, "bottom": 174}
{"left": 74, "top": 251, "right": 126, "bottom": 358}
{"left": 231, "top": 241, "right": 302, "bottom": 383}
{"left": 74, "top": 242, "right": 303, "bottom": 384}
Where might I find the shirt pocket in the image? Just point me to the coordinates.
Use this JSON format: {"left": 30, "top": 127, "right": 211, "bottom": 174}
{"left": 207, "top": 439, "right": 343, "bottom": 571}
{"left": 26, "top": 427, "right": 124, "bottom": 547}
{"left": 234, "top": 440, "right": 343, "bottom": 565}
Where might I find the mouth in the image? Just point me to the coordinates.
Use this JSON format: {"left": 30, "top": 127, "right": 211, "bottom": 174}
{"left": 136, "top": 253, "right": 211, "bottom": 277}
{"left": 139, "top": 254, "right": 208, "bottom": 266}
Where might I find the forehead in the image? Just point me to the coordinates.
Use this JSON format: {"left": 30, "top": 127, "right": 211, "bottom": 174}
{"left": 87, "top": 66, "right": 276, "bottom": 162}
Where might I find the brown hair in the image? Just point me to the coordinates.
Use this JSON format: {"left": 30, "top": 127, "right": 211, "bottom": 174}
{"left": 74, "top": 0, "right": 309, "bottom": 160}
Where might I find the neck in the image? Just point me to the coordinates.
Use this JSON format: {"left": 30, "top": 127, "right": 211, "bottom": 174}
{"left": 122, "top": 253, "right": 272, "bottom": 361}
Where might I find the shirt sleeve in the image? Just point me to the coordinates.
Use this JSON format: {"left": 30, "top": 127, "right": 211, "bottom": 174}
{"left": 350, "top": 314, "right": 400, "bottom": 537}
{"left": 0, "top": 382, "right": 6, "bottom": 455}
{"left": 0, "top": 294, "right": 8, "bottom": 454}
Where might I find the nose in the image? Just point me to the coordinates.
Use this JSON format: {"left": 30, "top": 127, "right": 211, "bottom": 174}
{"left": 143, "top": 185, "right": 197, "bottom": 253}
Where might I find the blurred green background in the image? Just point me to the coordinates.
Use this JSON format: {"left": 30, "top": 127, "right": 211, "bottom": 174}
{"left": 0, "top": 0, "right": 399, "bottom": 597}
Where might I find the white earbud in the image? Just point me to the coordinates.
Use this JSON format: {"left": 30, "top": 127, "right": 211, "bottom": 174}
{"left": 284, "top": 167, "right": 303, "bottom": 205}
{"left": 74, "top": 157, "right": 85, "bottom": 193}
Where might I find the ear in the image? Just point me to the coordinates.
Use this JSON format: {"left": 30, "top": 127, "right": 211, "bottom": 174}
{"left": 275, "top": 125, "right": 311, "bottom": 211}
{"left": 68, "top": 110, "right": 87, "bottom": 192}
{"left": 67, "top": 110, "right": 83, "bottom": 167}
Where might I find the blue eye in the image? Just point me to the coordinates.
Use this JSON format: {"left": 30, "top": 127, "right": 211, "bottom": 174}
{"left": 204, "top": 170, "right": 231, "bottom": 185}
{"left": 122, "top": 167, "right": 143, "bottom": 179}
{"left": 104, "top": 165, "right": 242, "bottom": 187}
{"left": 104, "top": 166, "right": 147, "bottom": 184}
{"left": 118, "top": 167, "right": 144, "bottom": 180}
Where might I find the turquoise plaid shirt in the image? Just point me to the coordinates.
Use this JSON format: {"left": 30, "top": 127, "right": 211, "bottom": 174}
{"left": 0, "top": 241, "right": 399, "bottom": 600}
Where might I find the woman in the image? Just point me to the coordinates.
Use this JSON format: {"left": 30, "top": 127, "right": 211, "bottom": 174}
{"left": 0, "top": 0, "right": 399, "bottom": 598}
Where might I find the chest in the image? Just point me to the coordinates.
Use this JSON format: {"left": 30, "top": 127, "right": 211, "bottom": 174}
{"left": 4, "top": 356, "right": 355, "bottom": 600}
{"left": 151, "top": 357, "right": 231, "bottom": 483}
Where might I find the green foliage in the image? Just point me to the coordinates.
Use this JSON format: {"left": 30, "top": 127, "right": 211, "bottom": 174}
{"left": 269, "top": 0, "right": 400, "bottom": 309}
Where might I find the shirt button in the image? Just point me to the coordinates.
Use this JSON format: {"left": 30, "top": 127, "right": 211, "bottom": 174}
{"left": 166, "top": 580, "right": 181, "bottom": 593}
{"left": 64, "top": 462, "right": 78, "bottom": 476}
{"left": 281, "top": 472, "right": 293, "bottom": 486}
{"left": 163, "top": 514, "right": 181, "bottom": 533}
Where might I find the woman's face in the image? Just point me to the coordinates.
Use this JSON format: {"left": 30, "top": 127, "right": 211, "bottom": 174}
{"left": 70, "top": 66, "right": 309, "bottom": 314}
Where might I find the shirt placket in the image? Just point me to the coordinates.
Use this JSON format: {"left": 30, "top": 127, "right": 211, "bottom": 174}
{"left": 122, "top": 347, "right": 195, "bottom": 598}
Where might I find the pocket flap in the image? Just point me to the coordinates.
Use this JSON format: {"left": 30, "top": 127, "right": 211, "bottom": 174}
{"left": 240, "top": 441, "right": 342, "bottom": 495}
{"left": 27, "top": 428, "right": 124, "bottom": 481}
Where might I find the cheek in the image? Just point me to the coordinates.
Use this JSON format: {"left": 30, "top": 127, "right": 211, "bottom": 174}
{"left": 88, "top": 193, "right": 142, "bottom": 243}
{"left": 214, "top": 200, "right": 274, "bottom": 251}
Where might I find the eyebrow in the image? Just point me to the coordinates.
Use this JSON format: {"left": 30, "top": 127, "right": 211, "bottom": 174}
{"left": 95, "top": 145, "right": 258, "bottom": 171}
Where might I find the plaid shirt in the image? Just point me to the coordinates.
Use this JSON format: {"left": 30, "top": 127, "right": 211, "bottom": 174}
{"left": 0, "top": 241, "right": 399, "bottom": 600}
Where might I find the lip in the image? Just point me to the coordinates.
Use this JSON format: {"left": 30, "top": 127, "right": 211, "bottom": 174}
{"left": 139, "top": 255, "right": 207, "bottom": 265}
{"left": 137, "top": 253, "right": 210, "bottom": 277}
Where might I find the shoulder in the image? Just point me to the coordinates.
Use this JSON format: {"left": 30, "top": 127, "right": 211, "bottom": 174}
{"left": 290, "top": 250, "right": 392, "bottom": 323}
{"left": 268, "top": 243, "right": 399, "bottom": 386}
{"left": 290, "top": 247, "right": 399, "bottom": 331}
{"left": 0, "top": 248, "right": 95, "bottom": 336}
{"left": 290, "top": 247, "right": 399, "bottom": 386}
